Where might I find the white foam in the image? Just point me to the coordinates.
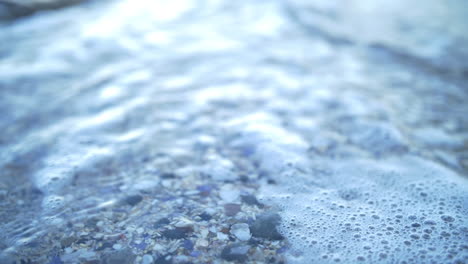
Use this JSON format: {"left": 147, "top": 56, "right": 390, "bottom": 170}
{"left": 260, "top": 155, "right": 468, "bottom": 263}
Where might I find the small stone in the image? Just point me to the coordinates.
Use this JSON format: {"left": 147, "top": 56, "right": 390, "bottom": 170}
{"left": 85, "top": 217, "right": 99, "bottom": 228}
{"left": 152, "top": 244, "right": 164, "bottom": 252}
{"left": 241, "top": 194, "right": 263, "bottom": 207}
{"left": 250, "top": 212, "right": 283, "bottom": 240}
{"left": 198, "top": 212, "right": 212, "bottom": 221}
{"left": 160, "top": 172, "right": 176, "bottom": 179}
{"left": 217, "top": 232, "right": 229, "bottom": 240}
{"left": 174, "top": 218, "right": 193, "bottom": 228}
{"left": 154, "top": 218, "right": 170, "bottom": 228}
{"left": 161, "top": 227, "right": 191, "bottom": 239}
{"left": 221, "top": 243, "right": 250, "bottom": 262}
{"left": 60, "top": 236, "right": 76, "bottom": 248}
{"left": 141, "top": 254, "right": 153, "bottom": 264}
{"left": 219, "top": 185, "right": 240, "bottom": 202}
{"left": 124, "top": 195, "right": 143, "bottom": 206}
{"left": 182, "top": 240, "right": 194, "bottom": 250}
{"left": 197, "top": 185, "right": 213, "bottom": 196}
{"left": 101, "top": 248, "right": 136, "bottom": 264}
{"left": 48, "top": 256, "right": 63, "bottom": 264}
{"left": 203, "top": 156, "right": 237, "bottom": 181}
{"left": 154, "top": 255, "right": 172, "bottom": 264}
{"left": 224, "top": 203, "right": 241, "bottom": 216}
{"left": 113, "top": 244, "right": 123, "bottom": 250}
{"left": 197, "top": 239, "right": 209, "bottom": 247}
{"left": 230, "top": 223, "right": 251, "bottom": 241}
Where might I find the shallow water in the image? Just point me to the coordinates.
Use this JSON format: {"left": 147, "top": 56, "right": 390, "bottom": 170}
{"left": 1, "top": 0, "right": 467, "bottom": 263}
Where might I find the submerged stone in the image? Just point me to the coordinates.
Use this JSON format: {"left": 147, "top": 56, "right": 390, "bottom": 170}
{"left": 241, "top": 194, "right": 263, "bottom": 207}
{"left": 230, "top": 223, "right": 251, "bottom": 241}
{"left": 123, "top": 195, "right": 143, "bottom": 206}
{"left": 221, "top": 243, "right": 250, "bottom": 262}
{"left": 250, "top": 212, "right": 283, "bottom": 240}
{"left": 154, "top": 217, "right": 171, "bottom": 229}
{"left": 161, "top": 227, "right": 192, "bottom": 239}
{"left": 101, "top": 248, "right": 136, "bottom": 264}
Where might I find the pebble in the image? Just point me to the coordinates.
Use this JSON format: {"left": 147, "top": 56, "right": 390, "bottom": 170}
{"left": 154, "top": 217, "right": 171, "bottom": 228}
{"left": 154, "top": 255, "right": 172, "bottom": 264}
{"left": 219, "top": 185, "right": 240, "bottom": 202}
{"left": 101, "top": 248, "right": 136, "bottom": 264}
{"left": 204, "top": 156, "right": 237, "bottom": 181}
{"left": 224, "top": 203, "right": 241, "bottom": 216}
{"left": 221, "top": 243, "right": 250, "bottom": 262}
{"left": 161, "top": 227, "right": 192, "bottom": 239}
{"left": 124, "top": 194, "right": 143, "bottom": 206}
{"left": 62, "top": 249, "right": 97, "bottom": 263}
{"left": 174, "top": 218, "right": 193, "bottom": 228}
{"left": 141, "top": 254, "right": 153, "bottom": 264}
{"left": 241, "top": 194, "right": 263, "bottom": 207}
{"left": 217, "top": 232, "right": 229, "bottom": 240}
{"left": 230, "top": 223, "right": 251, "bottom": 241}
{"left": 250, "top": 212, "right": 283, "bottom": 240}
{"left": 198, "top": 212, "right": 212, "bottom": 221}
{"left": 113, "top": 244, "right": 123, "bottom": 250}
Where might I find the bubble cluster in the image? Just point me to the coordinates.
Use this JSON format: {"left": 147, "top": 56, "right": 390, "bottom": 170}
{"left": 261, "top": 156, "right": 468, "bottom": 264}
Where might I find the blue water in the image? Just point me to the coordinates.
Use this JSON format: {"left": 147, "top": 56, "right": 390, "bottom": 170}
{"left": 1, "top": 0, "right": 467, "bottom": 263}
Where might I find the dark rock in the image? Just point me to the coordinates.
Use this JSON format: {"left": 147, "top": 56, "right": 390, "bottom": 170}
{"left": 250, "top": 212, "right": 283, "bottom": 240}
{"left": 101, "top": 248, "right": 136, "bottom": 264}
{"left": 123, "top": 195, "right": 143, "bottom": 206}
{"left": 224, "top": 203, "right": 241, "bottom": 216}
{"left": 198, "top": 212, "right": 212, "bottom": 221}
{"left": 160, "top": 173, "right": 176, "bottom": 179}
{"left": 182, "top": 240, "right": 194, "bottom": 250}
{"left": 76, "top": 237, "right": 88, "bottom": 245}
{"left": 267, "top": 179, "right": 276, "bottom": 185}
{"left": 154, "top": 255, "right": 172, "bottom": 264}
{"left": 0, "top": 0, "right": 87, "bottom": 21}
{"left": 241, "top": 194, "right": 263, "bottom": 207}
{"left": 132, "top": 241, "right": 148, "bottom": 250}
{"left": 60, "top": 236, "right": 76, "bottom": 248}
{"left": 161, "top": 227, "right": 192, "bottom": 239}
{"left": 154, "top": 218, "right": 171, "bottom": 229}
{"left": 221, "top": 243, "right": 250, "bottom": 262}
{"left": 97, "top": 242, "right": 113, "bottom": 251}
{"left": 48, "top": 256, "right": 63, "bottom": 264}
{"left": 85, "top": 217, "right": 99, "bottom": 228}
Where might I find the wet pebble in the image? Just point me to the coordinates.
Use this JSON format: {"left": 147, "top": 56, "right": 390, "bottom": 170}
{"left": 241, "top": 194, "right": 263, "bottom": 207}
{"left": 250, "top": 212, "right": 283, "bottom": 240}
{"left": 141, "top": 254, "right": 153, "bottom": 264}
{"left": 123, "top": 194, "right": 143, "bottom": 206}
{"left": 198, "top": 212, "right": 212, "bottom": 221}
{"left": 101, "top": 248, "right": 136, "bottom": 264}
{"left": 221, "top": 243, "right": 250, "bottom": 262}
{"left": 182, "top": 239, "right": 194, "bottom": 250}
{"left": 161, "top": 227, "right": 192, "bottom": 239}
{"left": 219, "top": 185, "right": 240, "bottom": 202}
{"left": 224, "top": 203, "right": 241, "bottom": 216}
{"left": 154, "top": 217, "right": 171, "bottom": 228}
{"left": 230, "top": 223, "right": 251, "bottom": 241}
{"left": 154, "top": 255, "right": 172, "bottom": 264}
